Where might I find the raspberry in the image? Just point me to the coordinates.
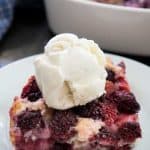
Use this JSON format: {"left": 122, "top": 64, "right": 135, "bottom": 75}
{"left": 106, "top": 68, "right": 116, "bottom": 82}
{"left": 101, "top": 103, "right": 118, "bottom": 125}
{"left": 117, "top": 91, "right": 140, "bottom": 114}
{"left": 106, "top": 90, "right": 140, "bottom": 114}
{"left": 118, "top": 122, "right": 141, "bottom": 142}
{"left": 17, "top": 110, "right": 45, "bottom": 131}
{"left": 49, "top": 110, "right": 77, "bottom": 142}
{"left": 21, "top": 76, "right": 42, "bottom": 102}
{"left": 73, "top": 98, "right": 103, "bottom": 120}
{"left": 118, "top": 99, "right": 140, "bottom": 114}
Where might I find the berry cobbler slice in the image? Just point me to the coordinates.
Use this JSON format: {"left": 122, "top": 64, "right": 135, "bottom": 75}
{"left": 9, "top": 59, "right": 141, "bottom": 150}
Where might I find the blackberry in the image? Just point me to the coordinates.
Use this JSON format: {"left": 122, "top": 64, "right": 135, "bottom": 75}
{"left": 98, "top": 127, "right": 118, "bottom": 145}
{"left": 49, "top": 110, "right": 77, "bottom": 142}
{"left": 53, "top": 143, "right": 72, "bottom": 150}
{"left": 106, "top": 90, "right": 140, "bottom": 114}
{"left": 106, "top": 68, "right": 116, "bottom": 82}
{"left": 17, "top": 110, "right": 45, "bottom": 130}
{"left": 21, "top": 76, "right": 42, "bottom": 102}
{"left": 118, "top": 122, "right": 141, "bottom": 142}
{"left": 73, "top": 98, "right": 102, "bottom": 120}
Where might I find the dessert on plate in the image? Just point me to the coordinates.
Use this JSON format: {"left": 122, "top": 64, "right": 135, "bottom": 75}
{"left": 9, "top": 33, "right": 141, "bottom": 150}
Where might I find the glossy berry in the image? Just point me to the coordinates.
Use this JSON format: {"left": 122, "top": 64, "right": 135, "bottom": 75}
{"left": 21, "top": 76, "right": 42, "bottom": 102}
{"left": 17, "top": 110, "right": 45, "bottom": 130}
{"left": 118, "top": 122, "right": 141, "bottom": 142}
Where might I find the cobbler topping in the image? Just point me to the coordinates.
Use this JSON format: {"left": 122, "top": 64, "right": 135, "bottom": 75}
{"left": 49, "top": 110, "right": 77, "bottom": 142}
{"left": 118, "top": 122, "right": 141, "bottom": 142}
{"left": 74, "top": 118, "right": 104, "bottom": 142}
{"left": 21, "top": 76, "right": 42, "bottom": 102}
{"left": 17, "top": 110, "right": 45, "bottom": 130}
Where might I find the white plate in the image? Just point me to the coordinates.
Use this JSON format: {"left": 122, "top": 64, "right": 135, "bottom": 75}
{"left": 44, "top": 0, "right": 150, "bottom": 56}
{"left": 0, "top": 54, "right": 150, "bottom": 150}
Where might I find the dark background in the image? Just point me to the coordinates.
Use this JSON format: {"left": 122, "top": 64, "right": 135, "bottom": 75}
{"left": 0, "top": 0, "right": 149, "bottom": 67}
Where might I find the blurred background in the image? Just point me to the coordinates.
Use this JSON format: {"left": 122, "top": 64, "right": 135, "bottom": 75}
{"left": 0, "top": 0, "right": 149, "bottom": 67}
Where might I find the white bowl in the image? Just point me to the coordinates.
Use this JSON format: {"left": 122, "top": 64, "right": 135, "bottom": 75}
{"left": 44, "top": 0, "right": 150, "bottom": 56}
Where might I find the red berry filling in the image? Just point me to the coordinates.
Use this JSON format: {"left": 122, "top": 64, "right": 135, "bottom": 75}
{"left": 105, "top": 81, "right": 116, "bottom": 94}
{"left": 117, "top": 92, "right": 140, "bottom": 114}
{"left": 72, "top": 97, "right": 103, "bottom": 120}
{"left": 17, "top": 110, "right": 45, "bottom": 131}
{"left": 116, "top": 78, "right": 130, "bottom": 91}
{"left": 118, "top": 122, "right": 141, "bottom": 142}
{"left": 53, "top": 143, "right": 72, "bottom": 150}
{"left": 106, "top": 68, "right": 116, "bottom": 82}
{"left": 90, "top": 127, "right": 118, "bottom": 147}
{"left": 110, "top": 145, "right": 131, "bottom": 150}
{"left": 21, "top": 76, "right": 42, "bottom": 102}
{"left": 15, "top": 139, "right": 51, "bottom": 150}
{"left": 100, "top": 103, "right": 118, "bottom": 125}
{"left": 106, "top": 90, "right": 140, "bottom": 114}
{"left": 49, "top": 110, "right": 77, "bottom": 142}
{"left": 99, "top": 127, "right": 118, "bottom": 145}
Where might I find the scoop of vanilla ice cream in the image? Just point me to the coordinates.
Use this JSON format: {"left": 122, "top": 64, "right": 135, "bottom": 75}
{"left": 34, "top": 33, "right": 107, "bottom": 109}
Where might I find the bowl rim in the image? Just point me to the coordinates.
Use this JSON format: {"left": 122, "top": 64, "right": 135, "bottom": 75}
{"left": 67, "top": 0, "right": 150, "bottom": 13}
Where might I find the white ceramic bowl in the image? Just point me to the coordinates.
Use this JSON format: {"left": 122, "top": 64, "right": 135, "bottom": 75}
{"left": 44, "top": 0, "right": 150, "bottom": 56}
